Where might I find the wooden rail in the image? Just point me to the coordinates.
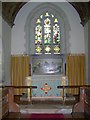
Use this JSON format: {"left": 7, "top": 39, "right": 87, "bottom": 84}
{"left": 1, "top": 85, "right": 90, "bottom": 103}
{"left": 6, "top": 86, "right": 37, "bottom": 102}
{"left": 57, "top": 85, "right": 90, "bottom": 102}
{"left": 1, "top": 86, "right": 37, "bottom": 102}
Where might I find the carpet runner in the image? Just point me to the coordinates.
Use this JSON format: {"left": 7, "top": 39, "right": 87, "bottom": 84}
{"left": 28, "top": 114, "right": 64, "bottom": 119}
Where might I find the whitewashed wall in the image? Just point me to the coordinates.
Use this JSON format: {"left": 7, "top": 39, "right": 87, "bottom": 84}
{"left": 88, "top": 20, "right": 90, "bottom": 84}
{"left": 2, "top": 19, "right": 11, "bottom": 85}
{"left": 84, "top": 19, "right": 90, "bottom": 84}
{"left": 11, "top": 2, "right": 85, "bottom": 54}
{"left": 0, "top": 16, "right": 2, "bottom": 84}
{"left": 0, "top": 2, "right": 2, "bottom": 84}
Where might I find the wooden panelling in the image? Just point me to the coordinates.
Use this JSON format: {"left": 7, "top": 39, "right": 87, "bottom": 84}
{"left": 1, "top": 88, "right": 9, "bottom": 119}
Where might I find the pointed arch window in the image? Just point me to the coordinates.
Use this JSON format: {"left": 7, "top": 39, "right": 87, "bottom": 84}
{"left": 35, "top": 12, "right": 60, "bottom": 54}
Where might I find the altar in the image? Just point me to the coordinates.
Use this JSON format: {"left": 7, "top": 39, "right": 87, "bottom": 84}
{"left": 26, "top": 75, "right": 68, "bottom": 100}
{"left": 26, "top": 54, "right": 68, "bottom": 100}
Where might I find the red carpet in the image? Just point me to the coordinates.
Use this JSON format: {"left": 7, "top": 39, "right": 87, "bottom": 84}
{"left": 28, "top": 114, "right": 64, "bottom": 119}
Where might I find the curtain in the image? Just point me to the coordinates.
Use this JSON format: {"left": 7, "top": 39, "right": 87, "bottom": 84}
{"left": 66, "top": 54, "right": 86, "bottom": 95}
{"left": 11, "top": 55, "right": 30, "bottom": 95}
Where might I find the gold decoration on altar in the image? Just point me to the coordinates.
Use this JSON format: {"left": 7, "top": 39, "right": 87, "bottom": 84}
{"left": 25, "top": 76, "right": 31, "bottom": 101}
{"left": 61, "top": 75, "right": 66, "bottom": 98}
{"left": 61, "top": 76, "right": 66, "bottom": 86}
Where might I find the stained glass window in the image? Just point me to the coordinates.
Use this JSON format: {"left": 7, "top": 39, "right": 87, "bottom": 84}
{"left": 35, "top": 23, "right": 42, "bottom": 54}
{"left": 53, "top": 23, "right": 60, "bottom": 54}
{"left": 35, "top": 12, "right": 60, "bottom": 54}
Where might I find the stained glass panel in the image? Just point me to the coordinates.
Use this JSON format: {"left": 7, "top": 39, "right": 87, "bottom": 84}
{"left": 40, "top": 15, "right": 43, "bottom": 19}
{"left": 54, "top": 45, "right": 60, "bottom": 54}
{"left": 44, "top": 34, "right": 51, "bottom": 44}
{"left": 35, "top": 24, "right": 42, "bottom": 45}
{"left": 45, "top": 45, "right": 51, "bottom": 54}
{"left": 54, "top": 18, "right": 58, "bottom": 23}
{"left": 51, "top": 14, "right": 54, "bottom": 18}
{"left": 36, "top": 19, "right": 41, "bottom": 23}
{"left": 44, "top": 18, "right": 51, "bottom": 45}
{"left": 45, "top": 12, "right": 49, "bottom": 17}
{"left": 35, "top": 45, "right": 42, "bottom": 54}
{"left": 44, "top": 18, "right": 51, "bottom": 28}
{"left": 53, "top": 24, "right": 60, "bottom": 44}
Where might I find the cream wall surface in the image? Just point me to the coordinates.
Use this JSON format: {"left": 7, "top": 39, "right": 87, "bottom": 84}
{"left": 2, "top": 19, "right": 11, "bottom": 85}
{"left": 0, "top": 15, "right": 2, "bottom": 83}
{"left": 84, "top": 20, "right": 90, "bottom": 84}
{"left": 0, "top": 2, "right": 2, "bottom": 83}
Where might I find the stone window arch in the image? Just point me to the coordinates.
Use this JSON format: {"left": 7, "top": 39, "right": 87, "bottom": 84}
{"left": 25, "top": 3, "right": 70, "bottom": 54}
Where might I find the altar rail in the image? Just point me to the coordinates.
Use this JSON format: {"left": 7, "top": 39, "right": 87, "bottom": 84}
{"left": 57, "top": 85, "right": 90, "bottom": 102}
{"left": 1, "top": 86, "right": 37, "bottom": 102}
{"left": 1, "top": 85, "right": 90, "bottom": 102}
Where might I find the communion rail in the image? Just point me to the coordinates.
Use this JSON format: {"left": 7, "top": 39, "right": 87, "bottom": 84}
{"left": 1, "top": 85, "right": 90, "bottom": 103}
{"left": 1, "top": 85, "right": 90, "bottom": 113}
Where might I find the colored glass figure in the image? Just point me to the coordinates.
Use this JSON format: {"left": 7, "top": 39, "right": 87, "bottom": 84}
{"left": 45, "top": 45, "right": 51, "bottom": 54}
{"left": 35, "top": 25, "right": 42, "bottom": 45}
{"left": 53, "top": 24, "right": 60, "bottom": 44}
{"left": 44, "top": 34, "right": 51, "bottom": 44}
{"left": 54, "top": 45, "right": 60, "bottom": 54}
{"left": 44, "top": 18, "right": 51, "bottom": 46}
